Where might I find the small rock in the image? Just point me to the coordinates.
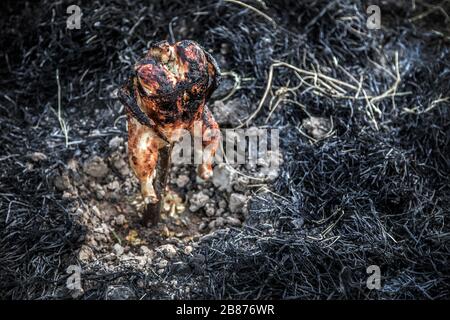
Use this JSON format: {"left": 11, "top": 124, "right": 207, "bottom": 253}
{"left": 157, "top": 259, "right": 169, "bottom": 269}
{"left": 30, "top": 152, "right": 47, "bottom": 162}
{"left": 135, "top": 255, "right": 148, "bottom": 266}
{"left": 213, "top": 164, "right": 234, "bottom": 191}
{"left": 229, "top": 193, "right": 247, "bottom": 213}
{"left": 107, "top": 180, "right": 120, "bottom": 191}
{"left": 189, "top": 192, "right": 209, "bottom": 212}
{"left": 113, "top": 243, "right": 124, "bottom": 256}
{"left": 157, "top": 244, "right": 177, "bottom": 259}
{"left": 302, "top": 116, "right": 332, "bottom": 140}
{"left": 118, "top": 253, "right": 135, "bottom": 262}
{"left": 94, "top": 232, "right": 107, "bottom": 243}
{"left": 78, "top": 245, "right": 94, "bottom": 262}
{"left": 184, "top": 246, "right": 193, "bottom": 255}
{"left": 195, "top": 175, "right": 207, "bottom": 184}
{"left": 95, "top": 188, "right": 106, "bottom": 200}
{"left": 62, "top": 191, "right": 73, "bottom": 199}
{"left": 226, "top": 216, "right": 242, "bottom": 226}
{"left": 218, "top": 200, "right": 227, "bottom": 209}
{"left": 204, "top": 203, "right": 215, "bottom": 217}
{"left": 54, "top": 173, "right": 71, "bottom": 191}
{"left": 114, "top": 214, "right": 126, "bottom": 226}
{"left": 67, "top": 158, "right": 79, "bottom": 172}
{"left": 109, "top": 136, "right": 124, "bottom": 150}
{"left": 215, "top": 217, "right": 225, "bottom": 228}
{"left": 83, "top": 156, "right": 109, "bottom": 179}
{"left": 73, "top": 208, "right": 83, "bottom": 217}
{"left": 92, "top": 206, "right": 102, "bottom": 217}
{"left": 139, "top": 245, "right": 153, "bottom": 256}
{"left": 160, "top": 225, "right": 170, "bottom": 238}
{"left": 105, "top": 285, "right": 135, "bottom": 300}
{"left": 111, "top": 154, "right": 130, "bottom": 177}
{"left": 176, "top": 174, "right": 190, "bottom": 188}
{"left": 199, "top": 222, "right": 207, "bottom": 231}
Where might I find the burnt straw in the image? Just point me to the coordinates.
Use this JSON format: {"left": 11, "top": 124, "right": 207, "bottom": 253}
{"left": 0, "top": 0, "right": 449, "bottom": 299}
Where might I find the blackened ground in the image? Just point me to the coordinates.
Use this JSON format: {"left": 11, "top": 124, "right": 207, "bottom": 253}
{"left": 0, "top": 0, "right": 449, "bottom": 299}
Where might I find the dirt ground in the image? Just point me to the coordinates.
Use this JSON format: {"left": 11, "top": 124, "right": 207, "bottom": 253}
{"left": 1, "top": 0, "right": 449, "bottom": 299}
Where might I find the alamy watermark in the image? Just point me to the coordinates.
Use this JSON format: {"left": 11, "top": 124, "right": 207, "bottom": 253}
{"left": 66, "top": 5, "right": 82, "bottom": 30}
{"left": 67, "top": 4, "right": 381, "bottom": 31}
{"left": 169, "top": 122, "right": 280, "bottom": 170}
{"left": 367, "top": 5, "right": 381, "bottom": 30}
{"left": 366, "top": 265, "right": 382, "bottom": 290}
{"left": 66, "top": 265, "right": 83, "bottom": 298}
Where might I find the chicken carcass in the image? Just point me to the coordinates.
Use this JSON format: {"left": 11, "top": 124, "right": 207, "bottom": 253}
{"left": 118, "top": 40, "right": 221, "bottom": 225}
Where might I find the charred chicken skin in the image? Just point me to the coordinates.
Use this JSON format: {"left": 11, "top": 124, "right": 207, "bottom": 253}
{"left": 118, "top": 40, "right": 221, "bottom": 206}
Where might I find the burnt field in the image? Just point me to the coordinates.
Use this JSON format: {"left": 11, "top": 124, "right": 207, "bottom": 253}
{"left": 0, "top": 0, "right": 449, "bottom": 299}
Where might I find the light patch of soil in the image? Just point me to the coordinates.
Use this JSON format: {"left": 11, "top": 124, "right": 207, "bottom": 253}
{"left": 54, "top": 129, "right": 280, "bottom": 285}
